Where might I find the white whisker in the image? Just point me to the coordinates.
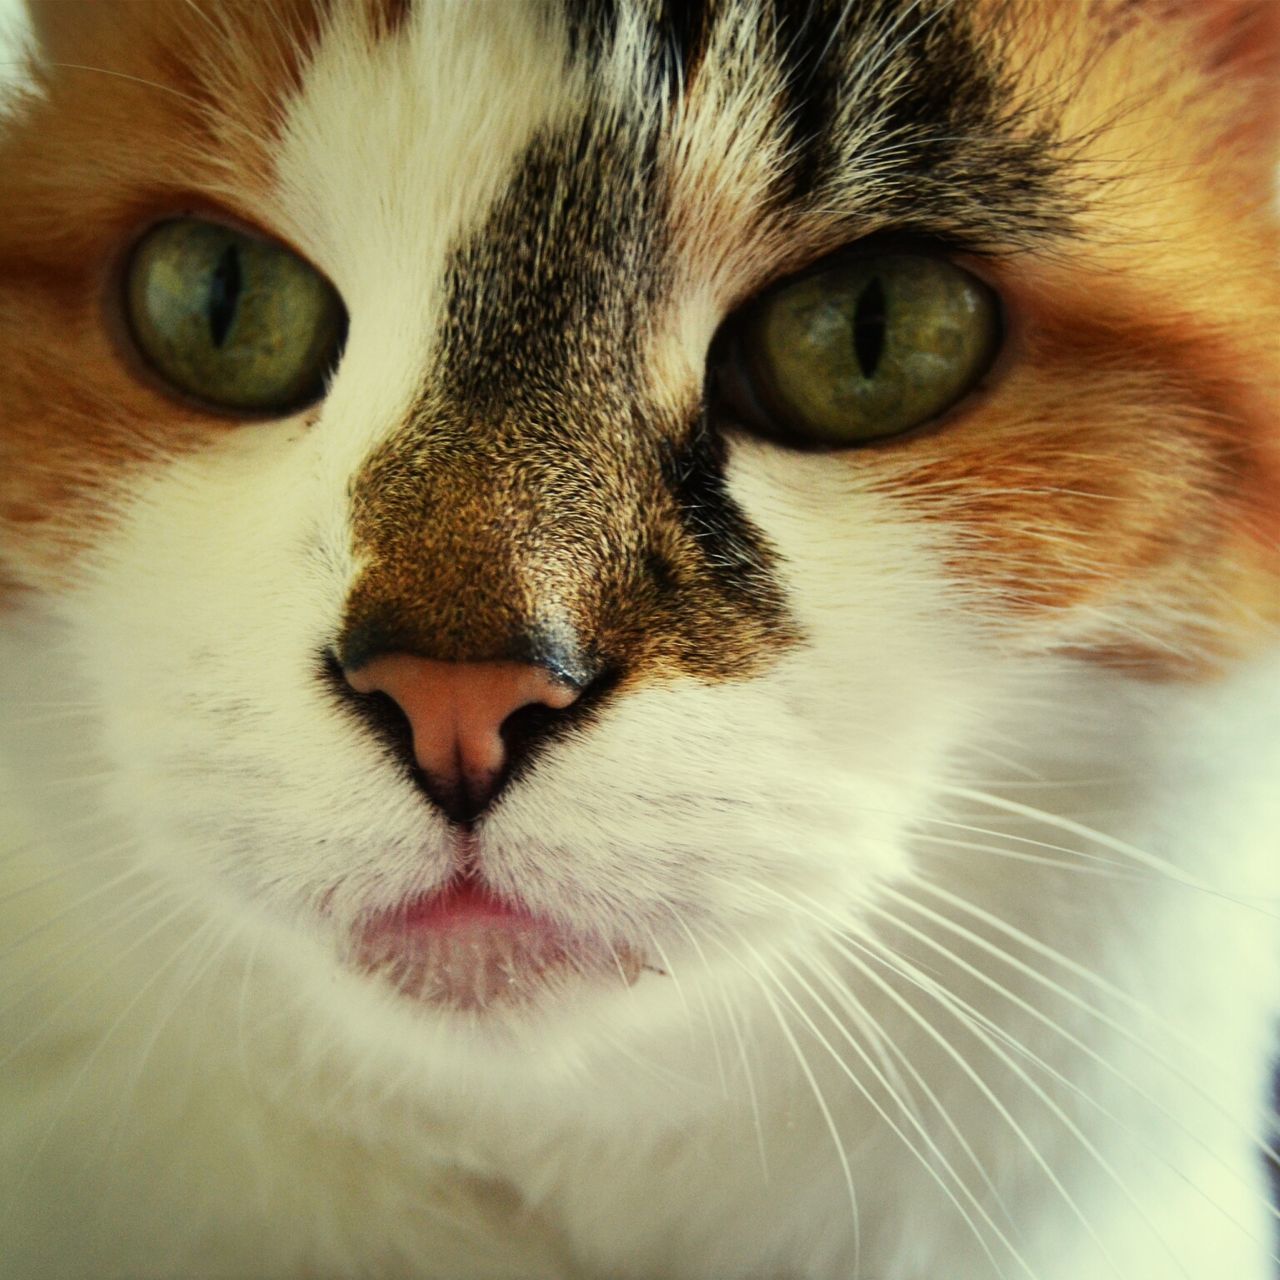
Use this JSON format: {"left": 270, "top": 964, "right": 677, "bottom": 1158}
{"left": 771, "top": 945, "right": 1030, "bottom": 1278}
{"left": 712, "top": 931, "right": 862, "bottom": 1274}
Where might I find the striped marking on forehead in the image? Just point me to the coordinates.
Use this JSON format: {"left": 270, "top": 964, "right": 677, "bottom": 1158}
{"left": 560, "top": 0, "right": 1075, "bottom": 242}
{"left": 433, "top": 113, "right": 662, "bottom": 414}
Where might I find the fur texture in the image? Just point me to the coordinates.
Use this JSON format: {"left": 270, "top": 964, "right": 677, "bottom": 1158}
{"left": 1, "top": 2, "right": 1278, "bottom": 1277}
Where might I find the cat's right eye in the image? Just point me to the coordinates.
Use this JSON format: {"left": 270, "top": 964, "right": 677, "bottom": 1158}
{"left": 712, "top": 250, "right": 1002, "bottom": 448}
{"left": 123, "top": 218, "right": 347, "bottom": 414}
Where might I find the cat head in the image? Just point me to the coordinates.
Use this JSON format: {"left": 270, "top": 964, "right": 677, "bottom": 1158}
{"left": 1, "top": 0, "right": 1277, "bottom": 1081}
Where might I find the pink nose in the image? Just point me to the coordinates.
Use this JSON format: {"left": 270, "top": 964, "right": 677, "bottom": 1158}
{"left": 344, "top": 655, "right": 580, "bottom": 815}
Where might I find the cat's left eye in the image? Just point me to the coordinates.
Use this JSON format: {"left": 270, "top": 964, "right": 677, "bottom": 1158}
{"left": 123, "top": 218, "right": 347, "bottom": 414}
{"left": 712, "top": 250, "right": 1002, "bottom": 448}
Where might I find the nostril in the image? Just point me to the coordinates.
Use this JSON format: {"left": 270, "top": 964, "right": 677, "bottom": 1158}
{"left": 361, "top": 688, "right": 417, "bottom": 757}
{"left": 319, "top": 650, "right": 419, "bottom": 777}
{"left": 497, "top": 664, "right": 621, "bottom": 781}
{"left": 499, "top": 699, "right": 563, "bottom": 757}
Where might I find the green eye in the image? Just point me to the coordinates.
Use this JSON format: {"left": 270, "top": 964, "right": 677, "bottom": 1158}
{"left": 124, "top": 218, "right": 347, "bottom": 413}
{"left": 722, "top": 252, "right": 1001, "bottom": 446}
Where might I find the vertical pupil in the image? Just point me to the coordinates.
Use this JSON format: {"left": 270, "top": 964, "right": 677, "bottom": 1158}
{"left": 208, "top": 243, "right": 241, "bottom": 349}
{"left": 852, "top": 276, "right": 886, "bottom": 378}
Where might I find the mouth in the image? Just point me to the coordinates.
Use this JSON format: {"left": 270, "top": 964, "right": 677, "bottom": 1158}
{"left": 351, "top": 875, "right": 645, "bottom": 1012}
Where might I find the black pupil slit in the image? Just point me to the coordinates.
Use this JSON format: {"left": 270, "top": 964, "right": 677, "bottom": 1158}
{"left": 853, "top": 276, "right": 886, "bottom": 378}
{"left": 208, "top": 244, "right": 242, "bottom": 348}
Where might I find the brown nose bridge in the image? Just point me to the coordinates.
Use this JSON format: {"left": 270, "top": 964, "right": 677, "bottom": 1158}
{"left": 346, "top": 442, "right": 612, "bottom": 669}
{"left": 345, "top": 655, "right": 580, "bottom": 802}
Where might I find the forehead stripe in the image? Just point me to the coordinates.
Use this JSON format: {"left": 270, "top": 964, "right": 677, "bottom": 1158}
{"left": 563, "top": 0, "right": 718, "bottom": 91}
{"left": 435, "top": 112, "right": 662, "bottom": 411}
{"left": 562, "top": 0, "right": 1074, "bottom": 246}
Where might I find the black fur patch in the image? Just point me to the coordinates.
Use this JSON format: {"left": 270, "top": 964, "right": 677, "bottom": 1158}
{"left": 654, "top": 0, "right": 719, "bottom": 92}
{"left": 560, "top": 0, "right": 1073, "bottom": 243}
{"left": 434, "top": 110, "right": 661, "bottom": 414}
{"left": 770, "top": 0, "right": 845, "bottom": 201}
{"left": 561, "top": 0, "right": 620, "bottom": 65}
{"left": 563, "top": 0, "right": 718, "bottom": 94}
{"left": 658, "top": 417, "right": 780, "bottom": 600}
{"left": 831, "top": 0, "right": 1073, "bottom": 245}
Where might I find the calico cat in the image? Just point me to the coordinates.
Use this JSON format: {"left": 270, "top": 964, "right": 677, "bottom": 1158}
{"left": 1, "top": 1, "right": 1279, "bottom": 1277}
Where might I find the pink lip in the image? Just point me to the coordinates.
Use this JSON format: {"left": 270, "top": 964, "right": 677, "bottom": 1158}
{"left": 351, "top": 875, "right": 644, "bottom": 1013}
{"left": 397, "top": 876, "right": 540, "bottom": 931}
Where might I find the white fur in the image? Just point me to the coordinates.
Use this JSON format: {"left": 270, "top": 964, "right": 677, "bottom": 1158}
{"left": 2, "top": 4, "right": 1278, "bottom": 1278}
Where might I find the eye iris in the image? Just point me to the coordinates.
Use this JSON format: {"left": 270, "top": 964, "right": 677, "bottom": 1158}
{"left": 207, "top": 244, "right": 241, "bottom": 349}
{"left": 852, "top": 276, "right": 886, "bottom": 379}
{"left": 124, "top": 218, "right": 346, "bottom": 414}
{"left": 736, "top": 252, "right": 1000, "bottom": 446}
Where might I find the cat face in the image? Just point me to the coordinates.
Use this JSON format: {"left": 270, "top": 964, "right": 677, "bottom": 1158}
{"left": 1, "top": 0, "right": 1277, "bottom": 1064}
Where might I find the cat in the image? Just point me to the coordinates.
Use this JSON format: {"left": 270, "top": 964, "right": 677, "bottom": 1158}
{"left": 2, "top": 0, "right": 1279, "bottom": 1276}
